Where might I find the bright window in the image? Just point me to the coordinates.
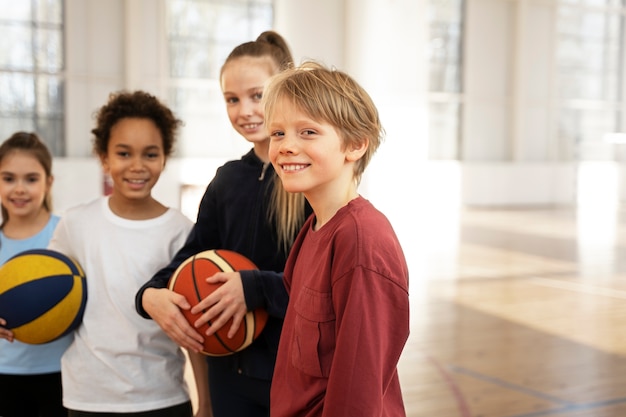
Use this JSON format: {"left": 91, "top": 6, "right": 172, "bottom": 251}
{"left": 166, "top": 0, "right": 273, "bottom": 157}
{"left": 0, "top": 0, "right": 64, "bottom": 156}
{"left": 427, "top": 0, "right": 464, "bottom": 160}
{"left": 556, "top": 0, "right": 626, "bottom": 160}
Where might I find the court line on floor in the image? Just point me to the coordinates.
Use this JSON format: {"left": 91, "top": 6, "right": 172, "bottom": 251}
{"left": 450, "top": 365, "right": 626, "bottom": 417}
{"left": 529, "top": 277, "right": 626, "bottom": 300}
{"left": 507, "top": 397, "right": 626, "bottom": 417}
{"left": 427, "top": 356, "right": 472, "bottom": 417}
{"left": 450, "top": 365, "right": 568, "bottom": 404}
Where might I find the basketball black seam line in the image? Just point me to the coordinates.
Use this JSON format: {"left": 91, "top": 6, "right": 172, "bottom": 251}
{"left": 207, "top": 254, "right": 238, "bottom": 353}
{"left": 190, "top": 253, "right": 237, "bottom": 353}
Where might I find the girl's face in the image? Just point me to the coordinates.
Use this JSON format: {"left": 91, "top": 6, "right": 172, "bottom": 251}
{"left": 0, "top": 151, "right": 51, "bottom": 221}
{"left": 100, "top": 117, "right": 165, "bottom": 206}
{"left": 268, "top": 98, "right": 363, "bottom": 203}
{"left": 221, "top": 56, "right": 277, "bottom": 147}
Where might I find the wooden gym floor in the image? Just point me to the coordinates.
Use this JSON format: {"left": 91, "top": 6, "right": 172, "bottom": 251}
{"left": 397, "top": 205, "right": 626, "bottom": 417}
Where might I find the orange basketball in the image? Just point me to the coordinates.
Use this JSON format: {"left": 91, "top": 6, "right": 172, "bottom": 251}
{"left": 168, "top": 249, "right": 268, "bottom": 356}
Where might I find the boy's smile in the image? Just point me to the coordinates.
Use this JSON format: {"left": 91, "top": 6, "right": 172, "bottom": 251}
{"left": 280, "top": 163, "right": 309, "bottom": 173}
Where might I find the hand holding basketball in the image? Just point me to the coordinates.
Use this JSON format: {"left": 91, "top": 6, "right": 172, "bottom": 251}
{"left": 0, "top": 249, "right": 86, "bottom": 344}
{"left": 141, "top": 287, "right": 205, "bottom": 353}
{"left": 168, "top": 249, "right": 268, "bottom": 356}
{"left": 190, "top": 270, "right": 247, "bottom": 339}
{"left": 0, "top": 317, "right": 14, "bottom": 342}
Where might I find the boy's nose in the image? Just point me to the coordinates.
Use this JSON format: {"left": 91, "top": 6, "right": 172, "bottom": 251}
{"left": 278, "top": 134, "right": 297, "bottom": 154}
{"left": 130, "top": 157, "right": 145, "bottom": 170}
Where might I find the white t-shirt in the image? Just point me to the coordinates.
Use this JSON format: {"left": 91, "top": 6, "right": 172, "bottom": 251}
{"left": 49, "top": 197, "right": 194, "bottom": 413}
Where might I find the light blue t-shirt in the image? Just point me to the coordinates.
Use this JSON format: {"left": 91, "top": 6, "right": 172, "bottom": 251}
{"left": 0, "top": 214, "right": 74, "bottom": 374}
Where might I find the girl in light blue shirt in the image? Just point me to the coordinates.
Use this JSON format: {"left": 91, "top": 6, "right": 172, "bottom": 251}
{"left": 0, "top": 132, "right": 72, "bottom": 417}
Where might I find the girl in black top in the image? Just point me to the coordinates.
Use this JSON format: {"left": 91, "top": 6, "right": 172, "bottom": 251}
{"left": 136, "top": 31, "right": 309, "bottom": 417}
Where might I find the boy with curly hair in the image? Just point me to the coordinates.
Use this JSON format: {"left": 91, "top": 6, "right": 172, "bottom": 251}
{"left": 49, "top": 91, "right": 209, "bottom": 416}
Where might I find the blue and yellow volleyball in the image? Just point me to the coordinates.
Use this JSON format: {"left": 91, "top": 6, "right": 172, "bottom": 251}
{"left": 0, "top": 248, "right": 86, "bottom": 344}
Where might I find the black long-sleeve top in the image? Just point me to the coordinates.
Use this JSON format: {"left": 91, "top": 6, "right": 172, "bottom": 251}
{"left": 136, "top": 149, "right": 296, "bottom": 380}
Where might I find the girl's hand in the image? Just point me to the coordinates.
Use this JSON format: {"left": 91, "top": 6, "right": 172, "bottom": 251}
{"left": 190, "top": 271, "right": 247, "bottom": 339}
{"left": 0, "top": 318, "right": 14, "bottom": 342}
{"left": 142, "top": 288, "right": 205, "bottom": 352}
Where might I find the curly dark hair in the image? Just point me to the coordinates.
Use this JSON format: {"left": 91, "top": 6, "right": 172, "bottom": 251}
{"left": 91, "top": 90, "right": 182, "bottom": 157}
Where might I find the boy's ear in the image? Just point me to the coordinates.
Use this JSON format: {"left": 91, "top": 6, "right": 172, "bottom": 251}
{"left": 346, "top": 138, "right": 368, "bottom": 162}
{"left": 99, "top": 153, "right": 110, "bottom": 173}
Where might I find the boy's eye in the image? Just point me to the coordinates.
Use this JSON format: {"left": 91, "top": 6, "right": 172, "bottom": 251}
{"left": 225, "top": 97, "right": 239, "bottom": 104}
{"left": 253, "top": 92, "right": 263, "bottom": 100}
{"left": 270, "top": 131, "right": 284, "bottom": 139}
{"left": 1, "top": 175, "right": 14, "bottom": 183}
{"left": 26, "top": 176, "right": 40, "bottom": 183}
{"left": 146, "top": 152, "right": 159, "bottom": 159}
{"left": 117, "top": 151, "right": 130, "bottom": 157}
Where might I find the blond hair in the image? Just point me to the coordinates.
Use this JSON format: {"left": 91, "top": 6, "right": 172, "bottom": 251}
{"left": 263, "top": 61, "right": 384, "bottom": 184}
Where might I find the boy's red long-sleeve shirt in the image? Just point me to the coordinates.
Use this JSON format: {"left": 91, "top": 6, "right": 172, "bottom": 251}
{"left": 271, "top": 196, "right": 410, "bottom": 417}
